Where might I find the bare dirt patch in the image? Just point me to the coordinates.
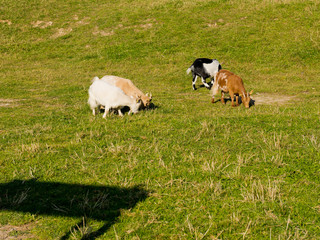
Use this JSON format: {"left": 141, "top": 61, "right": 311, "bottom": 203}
{"left": 50, "top": 16, "right": 90, "bottom": 38}
{"left": 0, "top": 20, "right": 12, "bottom": 25}
{"left": 31, "top": 20, "right": 53, "bottom": 29}
{"left": 92, "top": 26, "right": 114, "bottom": 36}
{"left": 0, "top": 223, "right": 35, "bottom": 240}
{"left": 253, "top": 93, "right": 295, "bottom": 105}
{"left": 51, "top": 27, "right": 73, "bottom": 39}
{"left": 73, "top": 16, "right": 90, "bottom": 26}
{"left": 0, "top": 99, "right": 22, "bottom": 107}
{"left": 93, "top": 18, "right": 156, "bottom": 36}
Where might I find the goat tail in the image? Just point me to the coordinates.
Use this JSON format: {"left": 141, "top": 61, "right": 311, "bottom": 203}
{"left": 91, "top": 76, "right": 99, "bottom": 83}
{"left": 186, "top": 65, "right": 193, "bottom": 75}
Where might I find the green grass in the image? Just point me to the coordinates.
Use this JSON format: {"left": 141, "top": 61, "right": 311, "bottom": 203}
{"left": 1, "top": 0, "right": 320, "bottom": 239}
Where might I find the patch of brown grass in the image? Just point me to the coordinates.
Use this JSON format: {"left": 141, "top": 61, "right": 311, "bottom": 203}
{"left": 0, "top": 99, "right": 23, "bottom": 108}
{"left": 0, "top": 19, "right": 12, "bottom": 25}
{"left": 51, "top": 27, "right": 73, "bottom": 39}
{"left": 0, "top": 223, "right": 36, "bottom": 240}
{"left": 31, "top": 21, "right": 53, "bottom": 29}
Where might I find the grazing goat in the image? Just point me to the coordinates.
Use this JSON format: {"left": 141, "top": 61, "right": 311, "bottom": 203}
{"left": 186, "top": 58, "right": 222, "bottom": 90}
{"left": 100, "top": 75, "right": 152, "bottom": 109}
{"left": 211, "top": 69, "right": 253, "bottom": 108}
{"left": 88, "top": 77, "right": 142, "bottom": 117}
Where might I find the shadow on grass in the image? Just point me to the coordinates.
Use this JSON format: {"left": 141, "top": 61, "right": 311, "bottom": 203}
{"left": 0, "top": 179, "right": 149, "bottom": 239}
{"left": 194, "top": 83, "right": 212, "bottom": 90}
{"left": 213, "top": 96, "right": 255, "bottom": 107}
{"left": 99, "top": 103, "right": 158, "bottom": 116}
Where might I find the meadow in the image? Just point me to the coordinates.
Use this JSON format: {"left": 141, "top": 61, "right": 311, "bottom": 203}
{"left": 0, "top": 0, "right": 320, "bottom": 239}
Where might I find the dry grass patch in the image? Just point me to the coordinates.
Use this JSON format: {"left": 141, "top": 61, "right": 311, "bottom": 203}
{"left": 21, "top": 143, "right": 41, "bottom": 154}
{"left": 51, "top": 27, "right": 73, "bottom": 39}
{"left": 0, "top": 99, "right": 23, "bottom": 108}
{"left": 73, "top": 15, "right": 90, "bottom": 26}
{"left": 0, "top": 20, "right": 12, "bottom": 25}
{"left": 241, "top": 178, "right": 282, "bottom": 203}
{"left": 31, "top": 20, "right": 53, "bottom": 29}
{"left": 50, "top": 16, "right": 90, "bottom": 38}
{"left": 92, "top": 18, "right": 156, "bottom": 37}
{"left": 92, "top": 26, "right": 114, "bottom": 37}
{"left": 0, "top": 223, "right": 35, "bottom": 240}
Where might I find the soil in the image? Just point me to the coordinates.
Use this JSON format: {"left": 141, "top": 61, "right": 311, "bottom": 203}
{"left": 253, "top": 93, "right": 295, "bottom": 105}
{"left": 0, "top": 99, "right": 21, "bottom": 107}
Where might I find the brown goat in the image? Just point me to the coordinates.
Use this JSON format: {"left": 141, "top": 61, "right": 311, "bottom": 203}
{"left": 100, "top": 75, "right": 152, "bottom": 109}
{"left": 211, "top": 69, "right": 253, "bottom": 108}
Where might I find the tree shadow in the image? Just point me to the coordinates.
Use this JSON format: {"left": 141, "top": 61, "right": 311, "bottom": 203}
{"left": 0, "top": 179, "right": 149, "bottom": 239}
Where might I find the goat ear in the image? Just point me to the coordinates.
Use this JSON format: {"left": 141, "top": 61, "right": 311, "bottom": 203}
{"left": 249, "top": 90, "right": 253, "bottom": 95}
{"left": 146, "top": 93, "right": 149, "bottom": 97}
{"left": 92, "top": 76, "right": 99, "bottom": 83}
{"left": 150, "top": 93, "right": 152, "bottom": 99}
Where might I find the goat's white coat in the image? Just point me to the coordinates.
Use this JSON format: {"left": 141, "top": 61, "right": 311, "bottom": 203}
{"left": 88, "top": 77, "right": 142, "bottom": 118}
{"left": 100, "top": 75, "right": 118, "bottom": 89}
{"left": 203, "top": 61, "right": 220, "bottom": 78}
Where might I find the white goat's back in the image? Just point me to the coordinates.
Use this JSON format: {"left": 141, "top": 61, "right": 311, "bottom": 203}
{"left": 100, "top": 75, "right": 119, "bottom": 86}
{"left": 88, "top": 78, "right": 132, "bottom": 109}
{"left": 100, "top": 75, "right": 143, "bottom": 97}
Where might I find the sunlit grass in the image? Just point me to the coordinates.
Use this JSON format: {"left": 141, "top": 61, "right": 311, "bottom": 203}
{"left": 0, "top": 0, "right": 320, "bottom": 239}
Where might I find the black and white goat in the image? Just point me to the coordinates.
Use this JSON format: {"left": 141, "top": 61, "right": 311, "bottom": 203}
{"left": 186, "top": 58, "right": 222, "bottom": 90}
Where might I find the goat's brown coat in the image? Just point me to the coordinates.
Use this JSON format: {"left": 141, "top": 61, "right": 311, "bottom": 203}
{"left": 101, "top": 76, "right": 152, "bottom": 109}
{"left": 211, "top": 70, "right": 252, "bottom": 108}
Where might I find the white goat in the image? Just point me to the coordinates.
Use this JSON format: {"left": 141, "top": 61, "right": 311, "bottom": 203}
{"left": 88, "top": 77, "right": 142, "bottom": 118}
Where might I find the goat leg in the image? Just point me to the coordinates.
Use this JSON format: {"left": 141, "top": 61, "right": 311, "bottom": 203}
{"left": 221, "top": 91, "right": 225, "bottom": 104}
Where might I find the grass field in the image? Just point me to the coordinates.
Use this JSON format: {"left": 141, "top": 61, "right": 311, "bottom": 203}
{"left": 1, "top": 0, "right": 320, "bottom": 239}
